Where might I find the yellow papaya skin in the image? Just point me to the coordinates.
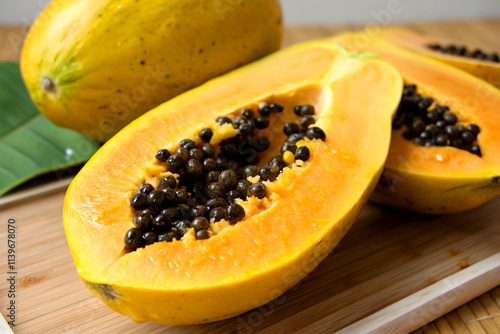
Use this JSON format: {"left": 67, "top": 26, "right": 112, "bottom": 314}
{"left": 332, "top": 32, "right": 500, "bottom": 214}
{"left": 21, "top": 0, "right": 283, "bottom": 141}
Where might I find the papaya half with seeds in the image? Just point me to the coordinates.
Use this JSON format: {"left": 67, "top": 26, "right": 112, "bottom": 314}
{"left": 21, "top": 0, "right": 282, "bottom": 142}
{"left": 332, "top": 32, "right": 500, "bottom": 214}
{"left": 376, "top": 28, "right": 500, "bottom": 87}
{"left": 63, "top": 40, "right": 402, "bottom": 325}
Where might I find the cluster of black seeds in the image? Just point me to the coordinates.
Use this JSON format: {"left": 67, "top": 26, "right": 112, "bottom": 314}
{"left": 427, "top": 44, "right": 500, "bottom": 63}
{"left": 125, "top": 103, "right": 326, "bottom": 250}
{"left": 281, "top": 104, "right": 326, "bottom": 153}
{"left": 393, "top": 84, "right": 481, "bottom": 156}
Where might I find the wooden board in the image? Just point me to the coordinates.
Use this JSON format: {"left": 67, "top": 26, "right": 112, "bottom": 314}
{"left": 1, "top": 20, "right": 500, "bottom": 333}
{"left": 1, "top": 185, "right": 499, "bottom": 333}
{"left": 414, "top": 286, "right": 500, "bottom": 334}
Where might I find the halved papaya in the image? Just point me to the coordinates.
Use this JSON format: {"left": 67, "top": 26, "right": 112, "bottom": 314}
{"left": 376, "top": 28, "right": 500, "bottom": 87}
{"left": 63, "top": 40, "right": 402, "bottom": 324}
{"left": 333, "top": 32, "right": 500, "bottom": 214}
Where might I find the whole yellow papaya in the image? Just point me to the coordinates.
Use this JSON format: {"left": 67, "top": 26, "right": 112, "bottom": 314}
{"left": 21, "top": 0, "right": 283, "bottom": 141}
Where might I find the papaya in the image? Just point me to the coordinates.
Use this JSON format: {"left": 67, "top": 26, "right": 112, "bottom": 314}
{"left": 20, "top": 0, "right": 283, "bottom": 142}
{"left": 376, "top": 28, "right": 500, "bottom": 87}
{"left": 63, "top": 40, "right": 402, "bottom": 324}
{"left": 332, "top": 32, "right": 500, "bottom": 214}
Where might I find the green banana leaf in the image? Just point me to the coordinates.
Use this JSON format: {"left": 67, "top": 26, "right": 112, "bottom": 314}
{"left": 0, "top": 62, "right": 100, "bottom": 196}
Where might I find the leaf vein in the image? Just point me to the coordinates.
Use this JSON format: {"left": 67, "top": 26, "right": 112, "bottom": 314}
{"left": 0, "top": 114, "right": 43, "bottom": 142}
{"left": 1, "top": 142, "right": 41, "bottom": 167}
{"left": 25, "top": 127, "right": 68, "bottom": 157}
{"left": 0, "top": 165, "right": 18, "bottom": 181}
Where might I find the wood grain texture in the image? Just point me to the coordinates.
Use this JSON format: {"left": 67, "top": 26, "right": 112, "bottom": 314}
{"left": 414, "top": 287, "right": 500, "bottom": 334}
{"left": 1, "top": 19, "right": 500, "bottom": 333}
{"left": 1, "top": 187, "right": 499, "bottom": 333}
{"left": 337, "top": 253, "right": 500, "bottom": 334}
{"left": 0, "top": 26, "right": 27, "bottom": 61}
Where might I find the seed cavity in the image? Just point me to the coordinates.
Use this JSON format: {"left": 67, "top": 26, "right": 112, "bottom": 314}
{"left": 125, "top": 102, "right": 326, "bottom": 251}
{"left": 427, "top": 44, "right": 500, "bottom": 63}
{"left": 394, "top": 83, "right": 482, "bottom": 157}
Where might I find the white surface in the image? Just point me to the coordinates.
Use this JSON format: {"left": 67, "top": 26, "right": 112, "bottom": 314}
{"left": 282, "top": 0, "right": 500, "bottom": 25}
{"left": 0, "top": 0, "right": 499, "bottom": 25}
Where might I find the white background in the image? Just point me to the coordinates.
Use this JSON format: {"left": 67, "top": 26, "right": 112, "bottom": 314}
{"left": 0, "top": 0, "right": 499, "bottom": 25}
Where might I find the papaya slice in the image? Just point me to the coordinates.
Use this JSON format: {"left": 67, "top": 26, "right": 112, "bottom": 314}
{"left": 376, "top": 28, "right": 500, "bottom": 87}
{"left": 63, "top": 41, "right": 402, "bottom": 324}
{"left": 333, "top": 32, "right": 500, "bottom": 214}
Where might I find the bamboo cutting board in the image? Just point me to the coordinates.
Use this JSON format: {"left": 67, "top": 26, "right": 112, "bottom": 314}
{"left": 0, "top": 182, "right": 499, "bottom": 333}
{"left": 1, "top": 20, "right": 500, "bottom": 333}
